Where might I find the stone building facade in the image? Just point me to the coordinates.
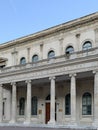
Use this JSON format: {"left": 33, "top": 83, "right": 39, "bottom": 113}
{"left": 0, "top": 12, "right": 98, "bottom": 128}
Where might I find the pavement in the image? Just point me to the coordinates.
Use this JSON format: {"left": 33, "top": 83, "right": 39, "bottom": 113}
{"left": 0, "top": 126, "right": 97, "bottom": 130}
{"left": 0, "top": 124, "right": 97, "bottom": 130}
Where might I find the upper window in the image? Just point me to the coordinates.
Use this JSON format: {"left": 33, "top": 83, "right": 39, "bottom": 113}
{"left": 31, "top": 96, "right": 38, "bottom": 115}
{"left": 65, "top": 94, "right": 70, "bottom": 115}
{"left": 48, "top": 50, "right": 55, "bottom": 59}
{"left": 83, "top": 41, "right": 92, "bottom": 50}
{"left": 32, "top": 55, "right": 39, "bottom": 62}
{"left": 66, "top": 46, "right": 74, "bottom": 54}
{"left": 82, "top": 92, "right": 92, "bottom": 115}
{"left": 20, "top": 57, "right": 26, "bottom": 64}
{"left": 19, "top": 97, "right": 25, "bottom": 115}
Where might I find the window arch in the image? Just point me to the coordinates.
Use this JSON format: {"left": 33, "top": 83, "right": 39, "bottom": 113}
{"left": 66, "top": 46, "right": 74, "bottom": 54}
{"left": 83, "top": 41, "right": 92, "bottom": 50}
{"left": 48, "top": 50, "right": 55, "bottom": 59}
{"left": 31, "top": 96, "right": 38, "bottom": 115}
{"left": 82, "top": 92, "right": 92, "bottom": 115}
{"left": 19, "top": 97, "right": 25, "bottom": 115}
{"left": 32, "top": 54, "right": 39, "bottom": 62}
{"left": 65, "top": 94, "right": 70, "bottom": 115}
{"left": 20, "top": 57, "right": 26, "bottom": 64}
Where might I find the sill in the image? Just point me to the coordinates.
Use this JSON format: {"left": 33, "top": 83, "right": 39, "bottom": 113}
{"left": 65, "top": 115, "right": 71, "bottom": 118}
{"left": 82, "top": 115, "right": 93, "bottom": 118}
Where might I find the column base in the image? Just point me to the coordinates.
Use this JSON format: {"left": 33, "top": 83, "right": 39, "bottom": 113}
{"left": 24, "top": 120, "right": 31, "bottom": 124}
{"left": 70, "top": 119, "right": 77, "bottom": 126}
{"left": 9, "top": 120, "right": 16, "bottom": 124}
{"left": 48, "top": 119, "right": 56, "bottom": 125}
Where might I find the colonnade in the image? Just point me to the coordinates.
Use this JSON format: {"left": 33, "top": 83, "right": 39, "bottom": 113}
{"left": 0, "top": 72, "right": 98, "bottom": 126}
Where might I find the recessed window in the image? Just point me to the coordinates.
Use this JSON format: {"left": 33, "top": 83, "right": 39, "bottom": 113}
{"left": 66, "top": 46, "right": 74, "bottom": 54}
{"left": 19, "top": 97, "right": 25, "bottom": 115}
{"left": 32, "top": 55, "right": 39, "bottom": 62}
{"left": 83, "top": 41, "right": 92, "bottom": 50}
{"left": 31, "top": 96, "right": 38, "bottom": 115}
{"left": 65, "top": 94, "right": 70, "bottom": 115}
{"left": 82, "top": 92, "right": 92, "bottom": 115}
{"left": 48, "top": 50, "right": 55, "bottom": 59}
{"left": 20, "top": 57, "right": 26, "bottom": 64}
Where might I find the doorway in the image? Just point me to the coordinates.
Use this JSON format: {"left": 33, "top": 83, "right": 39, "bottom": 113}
{"left": 45, "top": 102, "right": 50, "bottom": 124}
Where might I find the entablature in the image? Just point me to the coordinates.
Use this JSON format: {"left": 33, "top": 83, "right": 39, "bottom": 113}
{"left": 0, "top": 47, "right": 98, "bottom": 84}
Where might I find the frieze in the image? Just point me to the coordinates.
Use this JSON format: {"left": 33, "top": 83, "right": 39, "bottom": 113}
{"left": 0, "top": 60, "right": 98, "bottom": 84}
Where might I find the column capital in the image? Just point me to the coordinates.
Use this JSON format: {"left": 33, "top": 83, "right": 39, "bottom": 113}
{"left": 49, "top": 76, "right": 55, "bottom": 80}
{"left": 11, "top": 82, "right": 16, "bottom": 86}
{"left": 93, "top": 70, "right": 98, "bottom": 74}
{"left": 69, "top": 73, "right": 77, "bottom": 77}
{"left": 25, "top": 80, "right": 31, "bottom": 84}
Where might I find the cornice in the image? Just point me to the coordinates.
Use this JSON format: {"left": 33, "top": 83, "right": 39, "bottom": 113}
{"left": 0, "top": 12, "right": 98, "bottom": 49}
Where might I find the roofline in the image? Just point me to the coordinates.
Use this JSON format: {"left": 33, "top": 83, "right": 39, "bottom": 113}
{"left": 0, "top": 12, "right": 98, "bottom": 49}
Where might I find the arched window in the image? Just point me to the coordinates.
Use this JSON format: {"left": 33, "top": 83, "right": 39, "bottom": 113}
{"left": 48, "top": 50, "right": 55, "bottom": 59}
{"left": 19, "top": 97, "right": 25, "bottom": 115}
{"left": 31, "top": 96, "right": 38, "bottom": 115}
{"left": 65, "top": 94, "right": 70, "bottom": 115}
{"left": 66, "top": 46, "right": 74, "bottom": 54}
{"left": 82, "top": 92, "right": 92, "bottom": 115}
{"left": 83, "top": 41, "right": 92, "bottom": 50}
{"left": 20, "top": 57, "right": 26, "bottom": 64}
{"left": 32, "top": 55, "right": 39, "bottom": 62}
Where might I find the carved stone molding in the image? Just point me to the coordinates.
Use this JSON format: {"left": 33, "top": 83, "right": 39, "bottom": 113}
{"left": 11, "top": 82, "right": 16, "bottom": 86}
{"left": 25, "top": 80, "right": 31, "bottom": 84}
{"left": 49, "top": 76, "right": 55, "bottom": 80}
{"left": 69, "top": 73, "right": 77, "bottom": 77}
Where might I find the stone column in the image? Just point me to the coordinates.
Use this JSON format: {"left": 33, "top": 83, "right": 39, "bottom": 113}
{"left": 0, "top": 84, "right": 3, "bottom": 123}
{"left": 70, "top": 73, "right": 77, "bottom": 125}
{"left": 25, "top": 80, "right": 31, "bottom": 123}
{"left": 48, "top": 76, "right": 56, "bottom": 125}
{"left": 10, "top": 82, "right": 16, "bottom": 123}
{"left": 93, "top": 71, "right": 98, "bottom": 126}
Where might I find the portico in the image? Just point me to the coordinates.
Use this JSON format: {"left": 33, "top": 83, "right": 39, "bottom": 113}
{"left": 0, "top": 68, "right": 95, "bottom": 126}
